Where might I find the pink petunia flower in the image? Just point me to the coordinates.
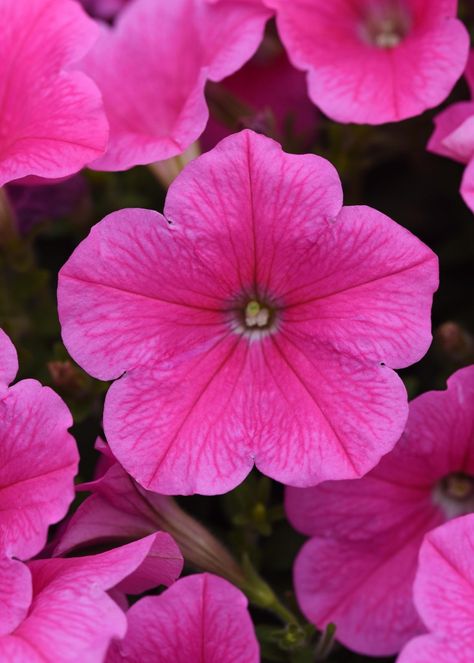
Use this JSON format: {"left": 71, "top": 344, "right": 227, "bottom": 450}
{"left": 428, "top": 51, "right": 474, "bottom": 213}
{"left": 81, "top": 0, "right": 271, "bottom": 171}
{"left": 106, "top": 573, "right": 259, "bottom": 662}
{"left": 0, "top": 534, "right": 176, "bottom": 662}
{"left": 397, "top": 514, "right": 474, "bottom": 663}
{"left": 0, "top": 328, "right": 78, "bottom": 560}
{"left": 262, "top": 0, "right": 469, "bottom": 124}
{"left": 286, "top": 364, "right": 474, "bottom": 656}
{"left": 0, "top": 0, "right": 109, "bottom": 187}
{"left": 58, "top": 130, "right": 438, "bottom": 495}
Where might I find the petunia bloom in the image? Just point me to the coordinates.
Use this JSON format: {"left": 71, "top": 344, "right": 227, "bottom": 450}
{"left": 0, "top": 328, "right": 78, "bottom": 560}
{"left": 106, "top": 573, "right": 259, "bottom": 662}
{"left": 397, "top": 514, "right": 474, "bottom": 663}
{"left": 428, "top": 51, "right": 474, "bottom": 213}
{"left": 0, "top": 535, "right": 176, "bottom": 662}
{"left": 0, "top": 0, "right": 108, "bottom": 187}
{"left": 6, "top": 175, "right": 89, "bottom": 234}
{"left": 286, "top": 364, "right": 474, "bottom": 656}
{"left": 58, "top": 129, "right": 438, "bottom": 495}
{"left": 202, "top": 35, "right": 317, "bottom": 151}
{"left": 263, "top": 0, "right": 469, "bottom": 124}
{"left": 81, "top": 0, "right": 271, "bottom": 171}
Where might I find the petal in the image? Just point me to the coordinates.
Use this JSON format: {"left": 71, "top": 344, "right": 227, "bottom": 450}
{"left": 253, "top": 335, "right": 410, "bottom": 485}
{"left": 83, "top": 0, "right": 269, "bottom": 170}
{"left": 428, "top": 102, "right": 474, "bottom": 163}
{"left": 15, "top": 536, "right": 159, "bottom": 663}
{"left": 293, "top": 525, "right": 432, "bottom": 656}
{"left": 0, "top": 328, "right": 18, "bottom": 393}
{"left": 398, "top": 634, "right": 474, "bottom": 663}
{"left": 266, "top": 0, "right": 469, "bottom": 124}
{"left": 58, "top": 208, "right": 229, "bottom": 381}
{"left": 413, "top": 514, "right": 474, "bottom": 635}
{"left": 116, "top": 532, "right": 183, "bottom": 594}
{"left": 0, "top": 380, "right": 78, "bottom": 560}
{"left": 104, "top": 335, "right": 255, "bottom": 495}
{"left": 283, "top": 205, "right": 438, "bottom": 369}
{"left": 107, "top": 574, "right": 259, "bottom": 663}
{"left": 164, "top": 130, "right": 343, "bottom": 296}
{"left": 0, "top": 557, "right": 32, "bottom": 637}
{"left": 0, "top": 0, "right": 108, "bottom": 186}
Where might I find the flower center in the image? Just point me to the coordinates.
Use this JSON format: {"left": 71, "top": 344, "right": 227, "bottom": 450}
{"left": 360, "top": 4, "right": 411, "bottom": 49}
{"left": 433, "top": 472, "right": 474, "bottom": 519}
{"left": 244, "top": 300, "right": 272, "bottom": 329}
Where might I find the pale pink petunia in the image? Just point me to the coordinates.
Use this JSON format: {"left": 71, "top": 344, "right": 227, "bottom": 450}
{"left": 286, "top": 365, "right": 474, "bottom": 656}
{"left": 0, "top": 535, "right": 172, "bottom": 662}
{"left": 0, "top": 0, "right": 109, "bottom": 187}
{"left": 0, "top": 328, "right": 78, "bottom": 560}
{"left": 428, "top": 51, "right": 474, "bottom": 212}
{"left": 81, "top": 0, "right": 271, "bottom": 171}
{"left": 398, "top": 514, "right": 474, "bottom": 663}
{"left": 58, "top": 130, "right": 438, "bottom": 495}
{"left": 263, "top": 0, "right": 469, "bottom": 124}
{"left": 106, "top": 573, "right": 259, "bottom": 662}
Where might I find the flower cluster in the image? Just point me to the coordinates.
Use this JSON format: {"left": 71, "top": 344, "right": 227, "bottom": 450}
{"left": 1, "top": 0, "right": 473, "bottom": 661}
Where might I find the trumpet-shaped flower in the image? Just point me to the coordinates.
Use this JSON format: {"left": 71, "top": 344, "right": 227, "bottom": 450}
{"left": 0, "top": 0, "right": 108, "bottom": 186}
{"left": 263, "top": 0, "right": 469, "bottom": 124}
{"left": 0, "top": 535, "right": 173, "bottom": 662}
{"left": 428, "top": 51, "right": 474, "bottom": 213}
{"left": 106, "top": 573, "right": 259, "bottom": 663}
{"left": 286, "top": 365, "right": 474, "bottom": 656}
{"left": 58, "top": 130, "right": 438, "bottom": 495}
{"left": 0, "top": 329, "right": 78, "bottom": 559}
{"left": 81, "top": 0, "right": 271, "bottom": 170}
{"left": 397, "top": 514, "right": 474, "bottom": 663}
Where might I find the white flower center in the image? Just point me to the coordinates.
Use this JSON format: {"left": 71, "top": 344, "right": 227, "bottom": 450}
{"left": 245, "top": 300, "right": 271, "bottom": 328}
{"left": 359, "top": 3, "right": 411, "bottom": 49}
{"left": 433, "top": 472, "right": 474, "bottom": 519}
{"left": 373, "top": 19, "right": 402, "bottom": 48}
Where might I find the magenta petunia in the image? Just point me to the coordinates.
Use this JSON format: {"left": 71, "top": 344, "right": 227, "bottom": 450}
{"left": 0, "top": 0, "right": 109, "bottom": 187}
{"left": 0, "top": 535, "right": 170, "bottom": 662}
{"left": 263, "top": 0, "right": 469, "bottom": 124}
{"left": 428, "top": 51, "right": 474, "bottom": 213}
{"left": 106, "top": 573, "right": 259, "bottom": 662}
{"left": 58, "top": 130, "right": 438, "bottom": 495}
{"left": 398, "top": 514, "right": 474, "bottom": 663}
{"left": 81, "top": 0, "right": 271, "bottom": 171}
{"left": 286, "top": 364, "right": 474, "bottom": 656}
{"left": 80, "top": 0, "right": 130, "bottom": 20}
{"left": 202, "top": 41, "right": 317, "bottom": 151}
{"left": 0, "top": 328, "right": 78, "bottom": 560}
